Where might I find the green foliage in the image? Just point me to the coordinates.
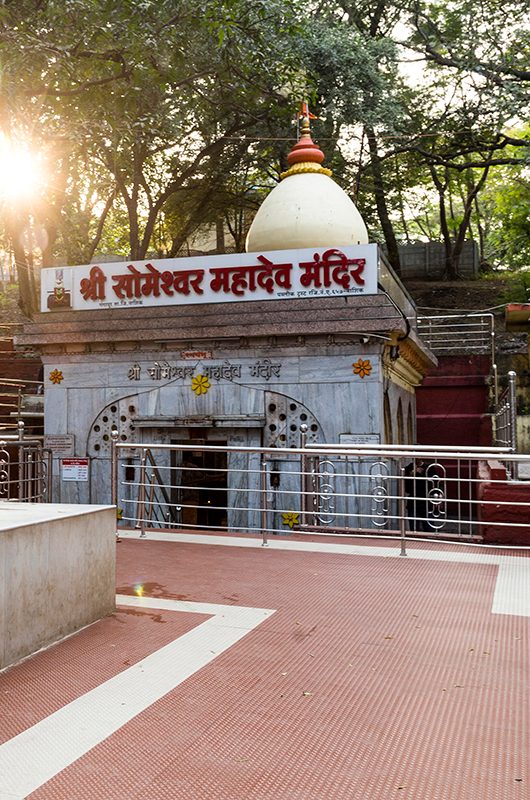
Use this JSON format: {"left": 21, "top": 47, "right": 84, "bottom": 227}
{"left": 480, "top": 130, "right": 530, "bottom": 271}
{"left": 486, "top": 268, "right": 530, "bottom": 305}
{"left": 0, "top": 0, "right": 530, "bottom": 308}
{"left": 0, "top": 0, "right": 308, "bottom": 302}
{"left": 301, "top": 20, "right": 401, "bottom": 130}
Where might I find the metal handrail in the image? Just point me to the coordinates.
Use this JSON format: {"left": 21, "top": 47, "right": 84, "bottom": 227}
{"left": 0, "top": 378, "right": 43, "bottom": 388}
{"left": 417, "top": 313, "right": 495, "bottom": 361}
{"left": 0, "top": 435, "right": 52, "bottom": 502}
{"left": 0, "top": 380, "right": 44, "bottom": 437}
{"left": 111, "top": 438, "right": 530, "bottom": 548}
{"left": 493, "top": 370, "right": 518, "bottom": 476}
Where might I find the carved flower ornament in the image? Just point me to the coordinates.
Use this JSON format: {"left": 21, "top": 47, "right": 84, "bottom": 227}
{"left": 282, "top": 511, "right": 300, "bottom": 529}
{"left": 191, "top": 374, "right": 211, "bottom": 396}
{"left": 352, "top": 358, "right": 372, "bottom": 379}
{"left": 49, "top": 369, "right": 64, "bottom": 384}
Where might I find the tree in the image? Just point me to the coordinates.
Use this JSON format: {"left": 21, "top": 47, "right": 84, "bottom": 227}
{"left": 2, "top": 0, "right": 530, "bottom": 316}
{"left": 411, "top": 0, "right": 530, "bottom": 92}
{"left": 403, "top": 0, "right": 530, "bottom": 275}
{"left": 302, "top": 0, "right": 530, "bottom": 276}
{"left": 297, "top": 2, "right": 409, "bottom": 273}
{"left": 480, "top": 132, "right": 530, "bottom": 272}
{"left": 0, "top": 0, "right": 305, "bottom": 312}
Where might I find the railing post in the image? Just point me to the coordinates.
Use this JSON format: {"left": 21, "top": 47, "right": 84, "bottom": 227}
{"left": 508, "top": 371, "right": 518, "bottom": 478}
{"left": 138, "top": 448, "right": 147, "bottom": 538}
{"left": 147, "top": 472, "right": 156, "bottom": 524}
{"left": 26, "top": 451, "right": 33, "bottom": 501}
{"left": 111, "top": 430, "right": 119, "bottom": 538}
{"left": 492, "top": 362, "right": 498, "bottom": 407}
{"left": 44, "top": 446, "right": 53, "bottom": 502}
{"left": 111, "top": 430, "right": 119, "bottom": 507}
{"left": 300, "top": 423, "right": 308, "bottom": 525}
{"left": 260, "top": 460, "right": 268, "bottom": 546}
{"left": 490, "top": 320, "right": 496, "bottom": 385}
{"left": 399, "top": 461, "right": 407, "bottom": 557}
{"left": 17, "top": 421, "right": 24, "bottom": 500}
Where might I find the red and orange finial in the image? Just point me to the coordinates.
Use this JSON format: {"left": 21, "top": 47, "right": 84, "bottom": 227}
{"left": 281, "top": 102, "right": 332, "bottom": 179}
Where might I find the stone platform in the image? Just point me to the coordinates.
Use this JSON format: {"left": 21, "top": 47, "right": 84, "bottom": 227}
{"left": 0, "top": 502, "right": 116, "bottom": 669}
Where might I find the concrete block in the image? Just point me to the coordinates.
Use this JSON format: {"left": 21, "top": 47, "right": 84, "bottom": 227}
{"left": 0, "top": 503, "right": 115, "bottom": 669}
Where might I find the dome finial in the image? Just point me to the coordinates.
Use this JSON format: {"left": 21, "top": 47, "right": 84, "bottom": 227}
{"left": 245, "top": 100, "right": 369, "bottom": 253}
{"left": 281, "top": 102, "right": 331, "bottom": 179}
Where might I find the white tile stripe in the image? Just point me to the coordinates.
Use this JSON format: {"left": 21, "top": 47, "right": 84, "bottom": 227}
{"left": 0, "top": 596, "right": 275, "bottom": 800}
{"left": 491, "top": 560, "right": 530, "bottom": 617}
{"left": 118, "top": 530, "right": 530, "bottom": 617}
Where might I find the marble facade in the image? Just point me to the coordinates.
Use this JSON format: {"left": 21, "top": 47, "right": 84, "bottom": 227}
{"left": 17, "top": 250, "right": 436, "bottom": 524}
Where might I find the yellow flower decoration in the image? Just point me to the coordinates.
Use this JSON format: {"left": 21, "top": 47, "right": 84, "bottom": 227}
{"left": 191, "top": 374, "right": 211, "bottom": 396}
{"left": 352, "top": 358, "right": 372, "bottom": 379}
{"left": 49, "top": 369, "right": 64, "bottom": 384}
{"left": 282, "top": 511, "right": 299, "bottom": 529}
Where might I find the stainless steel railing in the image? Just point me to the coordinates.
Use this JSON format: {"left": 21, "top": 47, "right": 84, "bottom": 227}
{"left": 493, "top": 370, "right": 518, "bottom": 477}
{"left": 493, "top": 371, "right": 517, "bottom": 447}
{"left": 0, "top": 378, "right": 44, "bottom": 437}
{"left": 111, "top": 435, "right": 529, "bottom": 544}
{"left": 0, "top": 426, "right": 52, "bottom": 502}
{"left": 417, "top": 313, "right": 495, "bottom": 359}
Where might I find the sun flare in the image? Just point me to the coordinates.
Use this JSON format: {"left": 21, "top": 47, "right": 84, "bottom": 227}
{"left": 0, "top": 136, "right": 44, "bottom": 201}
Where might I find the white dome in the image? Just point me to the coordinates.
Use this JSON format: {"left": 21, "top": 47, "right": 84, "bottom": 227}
{"left": 246, "top": 115, "right": 368, "bottom": 253}
{"left": 246, "top": 171, "right": 368, "bottom": 253}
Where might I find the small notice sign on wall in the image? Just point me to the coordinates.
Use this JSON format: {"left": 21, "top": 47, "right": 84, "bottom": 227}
{"left": 339, "top": 434, "right": 380, "bottom": 445}
{"left": 61, "top": 457, "right": 89, "bottom": 481}
{"left": 44, "top": 434, "right": 75, "bottom": 457}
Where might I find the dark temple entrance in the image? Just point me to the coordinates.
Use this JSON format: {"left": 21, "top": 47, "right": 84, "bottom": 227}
{"left": 171, "top": 440, "right": 228, "bottom": 529}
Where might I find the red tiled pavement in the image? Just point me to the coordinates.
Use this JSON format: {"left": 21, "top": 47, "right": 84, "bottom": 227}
{"left": 1, "top": 534, "right": 529, "bottom": 799}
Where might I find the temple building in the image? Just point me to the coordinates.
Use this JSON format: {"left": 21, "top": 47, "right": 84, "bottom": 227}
{"left": 17, "top": 116, "right": 436, "bottom": 516}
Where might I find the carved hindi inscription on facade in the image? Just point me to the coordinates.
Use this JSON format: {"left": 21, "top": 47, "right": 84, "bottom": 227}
{"left": 127, "top": 359, "right": 282, "bottom": 383}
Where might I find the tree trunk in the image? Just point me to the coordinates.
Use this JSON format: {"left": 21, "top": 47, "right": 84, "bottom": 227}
{"left": 430, "top": 166, "right": 456, "bottom": 278}
{"left": 451, "top": 166, "right": 491, "bottom": 275}
{"left": 87, "top": 190, "right": 116, "bottom": 262}
{"left": 7, "top": 214, "right": 38, "bottom": 317}
{"left": 13, "top": 247, "right": 37, "bottom": 317}
{"left": 40, "top": 222, "right": 57, "bottom": 268}
{"left": 365, "top": 126, "right": 401, "bottom": 274}
{"left": 473, "top": 195, "right": 487, "bottom": 269}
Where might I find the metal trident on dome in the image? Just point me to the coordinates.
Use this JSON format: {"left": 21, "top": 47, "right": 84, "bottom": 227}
{"left": 298, "top": 100, "right": 317, "bottom": 120}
